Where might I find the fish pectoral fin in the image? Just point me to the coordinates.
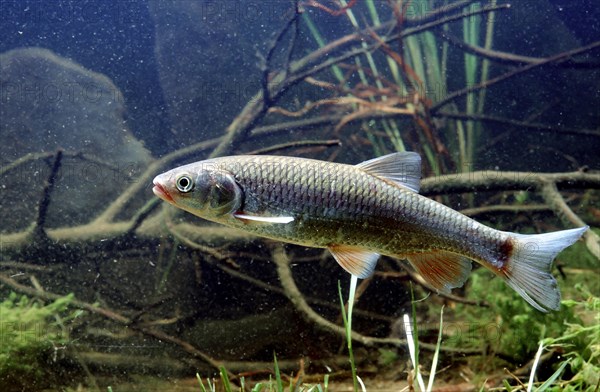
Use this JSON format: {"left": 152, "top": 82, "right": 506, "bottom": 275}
{"left": 328, "top": 245, "right": 380, "bottom": 279}
{"left": 404, "top": 251, "right": 472, "bottom": 294}
{"left": 355, "top": 151, "right": 421, "bottom": 193}
{"left": 233, "top": 213, "right": 294, "bottom": 224}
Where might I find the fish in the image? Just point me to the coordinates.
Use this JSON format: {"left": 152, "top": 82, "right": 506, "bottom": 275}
{"left": 152, "top": 152, "right": 588, "bottom": 312}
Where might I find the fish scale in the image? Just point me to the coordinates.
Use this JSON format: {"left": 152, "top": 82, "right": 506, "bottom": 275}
{"left": 153, "top": 152, "right": 587, "bottom": 312}
{"left": 218, "top": 155, "right": 493, "bottom": 259}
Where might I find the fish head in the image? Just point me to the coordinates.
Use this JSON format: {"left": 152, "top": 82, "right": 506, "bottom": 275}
{"left": 152, "top": 161, "right": 243, "bottom": 220}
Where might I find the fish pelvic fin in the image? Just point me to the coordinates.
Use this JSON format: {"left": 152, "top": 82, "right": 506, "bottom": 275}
{"left": 404, "top": 251, "right": 472, "bottom": 294}
{"left": 499, "top": 226, "right": 588, "bottom": 312}
{"left": 328, "top": 245, "right": 380, "bottom": 279}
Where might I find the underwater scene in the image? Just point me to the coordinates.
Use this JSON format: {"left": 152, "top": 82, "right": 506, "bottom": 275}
{"left": 0, "top": 0, "right": 599, "bottom": 391}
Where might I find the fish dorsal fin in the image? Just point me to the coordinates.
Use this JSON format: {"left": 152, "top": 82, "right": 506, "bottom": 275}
{"left": 328, "top": 245, "right": 380, "bottom": 279}
{"left": 356, "top": 152, "right": 421, "bottom": 192}
{"left": 404, "top": 251, "right": 472, "bottom": 293}
{"left": 233, "top": 213, "right": 294, "bottom": 224}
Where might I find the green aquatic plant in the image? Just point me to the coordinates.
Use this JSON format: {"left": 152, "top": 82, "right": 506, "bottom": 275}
{"left": 458, "top": 1, "right": 496, "bottom": 170}
{"left": 1, "top": 3, "right": 597, "bottom": 390}
{"left": 403, "top": 286, "right": 444, "bottom": 392}
{"left": 495, "top": 285, "right": 598, "bottom": 391}
{"left": 0, "top": 292, "right": 78, "bottom": 391}
{"left": 404, "top": 278, "right": 597, "bottom": 391}
{"left": 446, "top": 267, "right": 577, "bottom": 363}
{"left": 338, "top": 275, "right": 364, "bottom": 392}
{"left": 427, "top": 235, "right": 593, "bottom": 363}
{"left": 302, "top": 0, "right": 500, "bottom": 174}
{"left": 540, "top": 285, "right": 600, "bottom": 391}
{"left": 436, "top": 232, "right": 598, "bottom": 389}
{"left": 189, "top": 278, "right": 360, "bottom": 392}
{"left": 195, "top": 355, "right": 331, "bottom": 392}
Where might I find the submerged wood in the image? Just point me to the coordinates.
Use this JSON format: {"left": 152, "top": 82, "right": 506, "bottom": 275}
{"left": 1, "top": 3, "right": 598, "bottom": 384}
{"left": 2, "top": 170, "right": 597, "bottom": 253}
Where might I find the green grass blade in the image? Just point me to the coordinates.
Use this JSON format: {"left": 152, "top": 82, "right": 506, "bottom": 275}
{"left": 410, "top": 285, "right": 420, "bottom": 381}
{"left": 338, "top": 277, "right": 359, "bottom": 392}
{"left": 527, "top": 341, "right": 545, "bottom": 392}
{"left": 197, "top": 373, "right": 208, "bottom": 392}
{"left": 478, "top": 0, "right": 496, "bottom": 114}
{"left": 462, "top": 2, "right": 481, "bottom": 167}
{"left": 502, "top": 379, "right": 513, "bottom": 391}
{"left": 157, "top": 237, "right": 179, "bottom": 292}
{"left": 219, "top": 366, "right": 233, "bottom": 392}
{"left": 251, "top": 382, "right": 265, "bottom": 392}
{"left": 301, "top": 13, "right": 344, "bottom": 82}
{"left": 405, "top": 284, "right": 426, "bottom": 391}
{"left": 340, "top": 0, "right": 384, "bottom": 90}
{"left": 422, "top": 31, "right": 442, "bottom": 98}
{"left": 535, "top": 360, "right": 569, "bottom": 391}
{"left": 274, "top": 353, "right": 283, "bottom": 392}
{"left": 426, "top": 305, "right": 444, "bottom": 392}
{"left": 405, "top": 35, "right": 426, "bottom": 89}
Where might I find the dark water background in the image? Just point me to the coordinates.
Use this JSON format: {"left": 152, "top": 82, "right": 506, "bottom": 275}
{"left": 2, "top": 0, "right": 598, "bottom": 160}
{"left": 0, "top": 0, "right": 598, "bottom": 390}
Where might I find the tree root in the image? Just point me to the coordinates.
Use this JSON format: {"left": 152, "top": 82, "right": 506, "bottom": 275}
{"left": 271, "top": 243, "right": 482, "bottom": 355}
{"left": 2, "top": 170, "right": 597, "bottom": 257}
{"left": 0, "top": 271, "right": 232, "bottom": 379}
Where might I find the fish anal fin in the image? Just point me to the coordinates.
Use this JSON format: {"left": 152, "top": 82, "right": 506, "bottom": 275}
{"left": 233, "top": 213, "right": 294, "bottom": 224}
{"left": 328, "top": 245, "right": 380, "bottom": 279}
{"left": 404, "top": 251, "right": 472, "bottom": 293}
{"left": 355, "top": 152, "right": 421, "bottom": 193}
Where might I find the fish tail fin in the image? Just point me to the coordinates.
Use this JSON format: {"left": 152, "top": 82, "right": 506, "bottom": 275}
{"left": 500, "top": 226, "right": 588, "bottom": 312}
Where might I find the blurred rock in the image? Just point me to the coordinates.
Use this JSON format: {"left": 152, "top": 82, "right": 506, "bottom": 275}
{"left": 148, "top": 0, "right": 292, "bottom": 147}
{"left": 0, "top": 47, "right": 153, "bottom": 232}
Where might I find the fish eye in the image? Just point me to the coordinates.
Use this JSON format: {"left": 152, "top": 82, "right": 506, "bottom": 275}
{"left": 176, "top": 174, "right": 194, "bottom": 193}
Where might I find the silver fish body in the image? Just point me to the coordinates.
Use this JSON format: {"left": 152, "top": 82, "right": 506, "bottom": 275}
{"left": 153, "top": 152, "right": 587, "bottom": 312}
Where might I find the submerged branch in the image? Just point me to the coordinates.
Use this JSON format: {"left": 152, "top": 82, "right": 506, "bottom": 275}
{"left": 206, "top": 1, "right": 510, "bottom": 160}
{"left": 2, "top": 170, "right": 597, "bottom": 252}
{"left": 93, "top": 137, "right": 222, "bottom": 224}
{"left": 435, "top": 112, "right": 600, "bottom": 138}
{"left": 1, "top": 168, "right": 595, "bottom": 372}
{"left": 401, "top": 266, "right": 489, "bottom": 307}
{"left": 167, "top": 218, "right": 397, "bottom": 323}
{"left": 431, "top": 40, "right": 600, "bottom": 113}
{"left": 540, "top": 181, "right": 600, "bottom": 259}
{"left": 272, "top": 244, "right": 478, "bottom": 354}
{"left": 438, "top": 32, "right": 600, "bottom": 68}
{"left": 422, "top": 170, "right": 600, "bottom": 259}
{"left": 0, "top": 271, "right": 231, "bottom": 377}
{"left": 34, "top": 150, "right": 63, "bottom": 238}
{"left": 421, "top": 170, "right": 600, "bottom": 195}
{"left": 261, "top": 2, "right": 301, "bottom": 107}
{"left": 459, "top": 204, "right": 551, "bottom": 217}
{"left": 244, "top": 139, "right": 341, "bottom": 155}
{"left": 0, "top": 272, "right": 129, "bottom": 323}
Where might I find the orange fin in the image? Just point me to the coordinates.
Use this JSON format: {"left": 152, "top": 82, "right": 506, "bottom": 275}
{"left": 328, "top": 245, "right": 380, "bottom": 279}
{"left": 405, "top": 251, "right": 472, "bottom": 293}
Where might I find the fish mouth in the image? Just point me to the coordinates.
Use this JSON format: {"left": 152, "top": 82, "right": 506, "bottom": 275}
{"left": 152, "top": 180, "right": 175, "bottom": 203}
